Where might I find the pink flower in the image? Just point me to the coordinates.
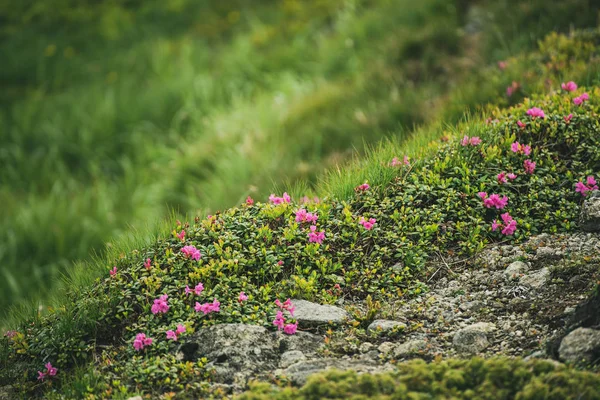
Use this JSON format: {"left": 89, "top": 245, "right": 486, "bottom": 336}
{"left": 491, "top": 220, "right": 501, "bottom": 232}
{"left": 177, "top": 230, "right": 185, "bottom": 241}
{"left": 511, "top": 142, "right": 531, "bottom": 155}
{"left": 295, "top": 209, "right": 318, "bottom": 224}
{"left": 269, "top": 193, "right": 292, "bottom": 205}
{"left": 195, "top": 299, "right": 220, "bottom": 315}
{"left": 564, "top": 113, "right": 573, "bottom": 123}
{"left": 133, "top": 333, "right": 153, "bottom": 351}
{"left": 283, "top": 323, "right": 298, "bottom": 335}
{"left": 498, "top": 61, "right": 507, "bottom": 70}
{"left": 479, "top": 193, "right": 508, "bottom": 209}
{"left": 507, "top": 173, "right": 517, "bottom": 180}
{"left": 109, "top": 266, "right": 117, "bottom": 277}
{"left": 575, "top": 176, "right": 599, "bottom": 196}
{"left": 561, "top": 81, "right": 578, "bottom": 92}
{"left": 356, "top": 183, "right": 370, "bottom": 191}
{"left": 176, "top": 324, "right": 186, "bottom": 335}
{"left": 275, "top": 298, "right": 295, "bottom": 316}
{"left": 144, "top": 258, "right": 151, "bottom": 270}
{"left": 359, "top": 216, "right": 377, "bottom": 230}
{"left": 308, "top": 225, "right": 325, "bottom": 244}
{"left": 461, "top": 136, "right": 482, "bottom": 146}
{"left": 181, "top": 245, "right": 201, "bottom": 261}
{"left": 389, "top": 157, "right": 401, "bottom": 167}
{"left": 492, "top": 213, "right": 517, "bottom": 235}
{"left": 273, "top": 311, "right": 285, "bottom": 331}
{"left": 185, "top": 282, "right": 204, "bottom": 296}
{"left": 524, "top": 159, "right": 536, "bottom": 174}
{"left": 166, "top": 330, "right": 178, "bottom": 341}
{"left": 573, "top": 93, "right": 589, "bottom": 106}
{"left": 238, "top": 291, "right": 248, "bottom": 303}
{"left": 37, "top": 371, "right": 47, "bottom": 381}
{"left": 506, "top": 81, "right": 520, "bottom": 97}
{"left": 246, "top": 196, "right": 254, "bottom": 205}
{"left": 3, "top": 330, "right": 17, "bottom": 338}
{"left": 526, "top": 107, "right": 545, "bottom": 119}
{"left": 278, "top": 260, "right": 284, "bottom": 266}
{"left": 497, "top": 172, "right": 507, "bottom": 184}
{"left": 151, "top": 294, "right": 170, "bottom": 314}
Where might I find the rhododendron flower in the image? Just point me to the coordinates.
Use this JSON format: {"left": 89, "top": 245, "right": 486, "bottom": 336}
{"left": 295, "top": 209, "right": 318, "bottom": 224}
{"left": 246, "top": 196, "right": 254, "bottom": 205}
{"left": 151, "top": 294, "right": 170, "bottom": 314}
{"left": 498, "top": 61, "right": 507, "bottom": 70}
{"left": 177, "top": 230, "right": 185, "bottom": 241}
{"left": 497, "top": 172, "right": 507, "bottom": 184}
{"left": 109, "top": 266, "right": 117, "bottom": 277}
{"left": 561, "top": 81, "right": 578, "bottom": 92}
{"left": 564, "top": 113, "right": 573, "bottom": 123}
{"left": 510, "top": 142, "right": 531, "bottom": 155}
{"left": 278, "top": 260, "right": 284, "bottom": 266}
{"left": 573, "top": 92, "right": 589, "bottom": 105}
{"left": 273, "top": 311, "right": 285, "bottom": 331}
{"left": 359, "top": 216, "right": 377, "bottom": 230}
{"left": 275, "top": 298, "right": 295, "bottom": 316}
{"left": 389, "top": 156, "right": 410, "bottom": 166}
{"left": 526, "top": 107, "right": 545, "bottom": 119}
{"left": 507, "top": 173, "right": 517, "bottom": 180}
{"left": 460, "top": 136, "right": 482, "bottom": 146}
{"left": 185, "top": 282, "right": 204, "bottom": 296}
{"left": 478, "top": 193, "right": 508, "bottom": 209}
{"left": 176, "top": 324, "right": 186, "bottom": 335}
{"left": 356, "top": 183, "right": 370, "bottom": 191}
{"left": 524, "top": 159, "right": 536, "bottom": 174}
{"left": 3, "top": 330, "right": 16, "bottom": 338}
{"left": 308, "top": 225, "right": 325, "bottom": 244}
{"left": 238, "top": 291, "right": 248, "bottom": 302}
{"left": 492, "top": 213, "right": 517, "bottom": 235}
{"left": 195, "top": 299, "right": 220, "bottom": 314}
{"left": 269, "top": 192, "right": 291, "bottom": 205}
{"left": 181, "top": 245, "right": 201, "bottom": 261}
{"left": 516, "top": 120, "right": 525, "bottom": 129}
{"left": 575, "top": 176, "right": 599, "bottom": 196}
{"left": 506, "top": 81, "right": 520, "bottom": 97}
{"left": 283, "top": 323, "right": 298, "bottom": 335}
{"left": 133, "top": 333, "right": 153, "bottom": 351}
{"left": 166, "top": 330, "right": 178, "bottom": 341}
{"left": 37, "top": 362, "right": 58, "bottom": 381}
{"left": 144, "top": 258, "right": 151, "bottom": 270}
{"left": 37, "top": 371, "right": 47, "bottom": 381}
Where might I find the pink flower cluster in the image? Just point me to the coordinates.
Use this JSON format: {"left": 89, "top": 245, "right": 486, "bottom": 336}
{"left": 526, "top": 107, "right": 545, "bottom": 119}
{"left": 144, "top": 258, "right": 152, "bottom": 270}
{"left": 295, "top": 209, "right": 318, "bottom": 224}
{"left": 359, "top": 217, "right": 377, "bottom": 230}
{"left": 524, "top": 159, "right": 536, "bottom": 175}
{"left": 151, "top": 294, "right": 170, "bottom": 314}
{"left": 389, "top": 156, "right": 410, "bottom": 166}
{"left": 109, "top": 266, "right": 117, "bottom": 277}
{"left": 181, "top": 245, "right": 201, "bottom": 261}
{"left": 133, "top": 333, "right": 153, "bottom": 351}
{"left": 166, "top": 324, "right": 186, "bottom": 341}
{"left": 478, "top": 192, "right": 509, "bottom": 209}
{"left": 308, "top": 225, "right": 325, "bottom": 244}
{"left": 517, "top": 120, "right": 525, "bottom": 129}
{"left": 238, "top": 291, "right": 248, "bottom": 302}
{"left": 460, "top": 136, "right": 482, "bottom": 146}
{"left": 246, "top": 196, "right": 254, "bottom": 205}
{"left": 506, "top": 81, "right": 520, "bottom": 97}
{"left": 185, "top": 282, "right": 204, "bottom": 296}
{"left": 511, "top": 142, "right": 531, "bottom": 156}
{"left": 3, "top": 330, "right": 17, "bottom": 338}
{"left": 492, "top": 213, "right": 518, "bottom": 236}
{"left": 564, "top": 113, "right": 573, "bottom": 123}
{"left": 574, "top": 92, "right": 589, "bottom": 106}
{"left": 195, "top": 299, "right": 220, "bottom": 314}
{"left": 37, "top": 362, "right": 57, "bottom": 381}
{"left": 273, "top": 299, "right": 297, "bottom": 335}
{"left": 177, "top": 230, "right": 185, "bottom": 241}
{"left": 356, "top": 183, "right": 370, "bottom": 191}
{"left": 269, "top": 192, "right": 291, "bottom": 205}
{"left": 497, "top": 172, "right": 517, "bottom": 184}
{"left": 300, "top": 196, "right": 320, "bottom": 204}
{"left": 561, "top": 81, "right": 578, "bottom": 92}
{"left": 575, "top": 176, "right": 598, "bottom": 196}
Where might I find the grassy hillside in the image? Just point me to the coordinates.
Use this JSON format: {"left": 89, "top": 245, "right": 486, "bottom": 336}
{"left": 2, "top": 25, "right": 600, "bottom": 397}
{"left": 2, "top": 0, "right": 599, "bottom": 315}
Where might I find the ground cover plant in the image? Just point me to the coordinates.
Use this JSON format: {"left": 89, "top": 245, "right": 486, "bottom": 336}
{"left": 1, "top": 0, "right": 599, "bottom": 315}
{"left": 2, "top": 59, "right": 600, "bottom": 398}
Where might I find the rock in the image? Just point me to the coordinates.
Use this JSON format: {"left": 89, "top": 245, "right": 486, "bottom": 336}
{"left": 292, "top": 299, "right": 348, "bottom": 327}
{"left": 377, "top": 341, "right": 395, "bottom": 354}
{"left": 127, "top": 397, "right": 143, "bottom": 400}
{"left": 359, "top": 342, "right": 375, "bottom": 353}
{"left": 280, "top": 359, "right": 393, "bottom": 386}
{"left": 558, "top": 328, "right": 600, "bottom": 364}
{"left": 580, "top": 191, "right": 600, "bottom": 232}
{"left": 520, "top": 268, "right": 549, "bottom": 289}
{"left": 504, "top": 261, "right": 528, "bottom": 279}
{"left": 392, "top": 339, "right": 427, "bottom": 358}
{"left": 367, "top": 319, "right": 407, "bottom": 334}
{"left": 453, "top": 323, "right": 495, "bottom": 354}
{"left": 280, "top": 350, "right": 307, "bottom": 369}
{"left": 279, "top": 331, "right": 324, "bottom": 356}
{"left": 0, "top": 386, "right": 14, "bottom": 400}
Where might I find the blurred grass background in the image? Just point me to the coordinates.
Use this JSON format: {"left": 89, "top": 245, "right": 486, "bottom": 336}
{"left": 1, "top": 0, "right": 599, "bottom": 317}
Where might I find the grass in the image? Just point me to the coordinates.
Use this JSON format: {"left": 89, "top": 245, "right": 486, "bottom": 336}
{"left": 2, "top": 0, "right": 599, "bottom": 315}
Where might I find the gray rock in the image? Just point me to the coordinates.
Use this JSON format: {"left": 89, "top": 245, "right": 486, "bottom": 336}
{"left": 558, "top": 328, "right": 600, "bottom": 364}
{"left": 367, "top": 319, "right": 407, "bottom": 334}
{"left": 453, "top": 323, "right": 495, "bottom": 354}
{"left": 292, "top": 299, "right": 348, "bottom": 327}
{"left": 0, "top": 386, "right": 14, "bottom": 400}
{"left": 392, "top": 339, "right": 427, "bottom": 358}
{"left": 359, "top": 342, "right": 375, "bottom": 353}
{"left": 279, "top": 331, "right": 324, "bottom": 356}
{"left": 580, "top": 191, "right": 600, "bottom": 232}
{"left": 504, "top": 261, "right": 529, "bottom": 279}
{"left": 520, "top": 268, "right": 549, "bottom": 289}
{"left": 377, "top": 341, "right": 395, "bottom": 354}
{"left": 127, "top": 397, "right": 143, "bottom": 400}
{"left": 280, "top": 358, "right": 393, "bottom": 386}
{"left": 280, "top": 350, "right": 307, "bottom": 369}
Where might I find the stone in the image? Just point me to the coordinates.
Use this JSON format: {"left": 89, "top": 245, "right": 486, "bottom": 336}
{"left": 520, "top": 268, "right": 549, "bottom": 289}
{"left": 291, "top": 299, "right": 348, "bottom": 327}
{"left": 392, "top": 339, "right": 427, "bottom": 358}
{"left": 580, "top": 191, "right": 600, "bottom": 232}
{"left": 558, "top": 327, "right": 600, "bottom": 364}
{"left": 377, "top": 341, "right": 395, "bottom": 354}
{"left": 367, "top": 319, "right": 407, "bottom": 334}
{"left": 279, "top": 331, "right": 324, "bottom": 355}
{"left": 127, "top": 397, "right": 143, "bottom": 400}
{"left": 504, "top": 261, "right": 528, "bottom": 279}
{"left": 359, "top": 342, "right": 375, "bottom": 353}
{"left": 280, "top": 350, "right": 307, "bottom": 369}
{"left": 280, "top": 358, "right": 393, "bottom": 386}
{"left": 453, "top": 323, "right": 495, "bottom": 354}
